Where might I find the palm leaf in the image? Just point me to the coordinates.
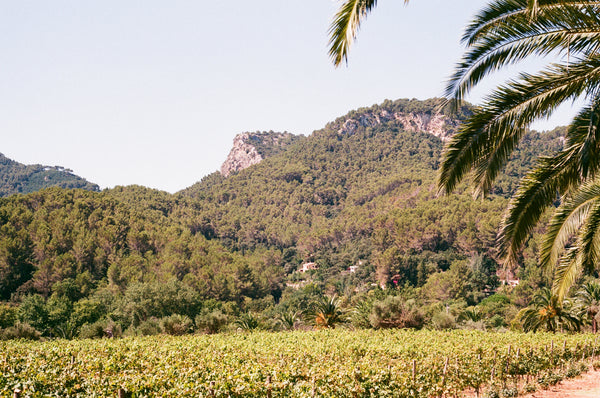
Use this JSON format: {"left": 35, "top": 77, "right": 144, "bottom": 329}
{"left": 501, "top": 101, "right": 600, "bottom": 267}
{"left": 328, "top": 0, "right": 410, "bottom": 67}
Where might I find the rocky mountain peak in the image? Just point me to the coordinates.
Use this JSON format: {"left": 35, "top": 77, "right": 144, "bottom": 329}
{"left": 220, "top": 131, "right": 300, "bottom": 177}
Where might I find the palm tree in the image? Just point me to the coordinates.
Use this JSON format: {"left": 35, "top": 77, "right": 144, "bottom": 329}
{"left": 311, "top": 295, "right": 345, "bottom": 329}
{"left": 329, "top": 0, "right": 600, "bottom": 296}
{"left": 276, "top": 309, "right": 301, "bottom": 331}
{"left": 577, "top": 281, "right": 600, "bottom": 332}
{"left": 520, "top": 288, "right": 583, "bottom": 332}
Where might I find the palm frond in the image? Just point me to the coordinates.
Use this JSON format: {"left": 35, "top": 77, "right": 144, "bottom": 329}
{"left": 451, "top": 2, "right": 600, "bottom": 101}
{"left": 328, "top": 0, "right": 378, "bottom": 67}
{"left": 328, "top": 0, "right": 411, "bottom": 67}
{"left": 500, "top": 100, "right": 600, "bottom": 265}
{"left": 499, "top": 154, "right": 576, "bottom": 267}
{"left": 553, "top": 247, "right": 580, "bottom": 301}
{"left": 439, "top": 56, "right": 600, "bottom": 197}
{"left": 540, "top": 183, "right": 600, "bottom": 269}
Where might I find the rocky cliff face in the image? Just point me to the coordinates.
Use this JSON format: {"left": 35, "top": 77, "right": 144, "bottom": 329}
{"left": 338, "top": 109, "right": 457, "bottom": 141}
{"left": 220, "top": 100, "right": 463, "bottom": 177}
{"left": 220, "top": 131, "right": 300, "bottom": 177}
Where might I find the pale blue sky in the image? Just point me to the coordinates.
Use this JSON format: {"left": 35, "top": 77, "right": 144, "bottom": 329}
{"left": 1, "top": 1, "right": 576, "bottom": 192}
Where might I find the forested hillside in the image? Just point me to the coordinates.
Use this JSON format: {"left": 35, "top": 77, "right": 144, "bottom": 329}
{"left": 182, "top": 98, "right": 564, "bottom": 287}
{"left": 0, "top": 98, "right": 568, "bottom": 337}
{"left": 0, "top": 153, "right": 99, "bottom": 197}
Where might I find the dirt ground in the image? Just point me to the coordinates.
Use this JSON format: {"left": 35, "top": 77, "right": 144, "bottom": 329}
{"left": 521, "top": 369, "right": 600, "bottom": 398}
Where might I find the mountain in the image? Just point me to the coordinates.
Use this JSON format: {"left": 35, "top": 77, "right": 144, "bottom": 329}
{"left": 220, "top": 131, "right": 302, "bottom": 177}
{"left": 0, "top": 153, "right": 99, "bottom": 197}
{"left": 182, "top": 98, "right": 563, "bottom": 285}
{"left": 0, "top": 98, "right": 567, "bottom": 336}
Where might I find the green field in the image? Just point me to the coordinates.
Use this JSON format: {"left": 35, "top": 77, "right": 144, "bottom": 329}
{"left": 2, "top": 329, "right": 599, "bottom": 397}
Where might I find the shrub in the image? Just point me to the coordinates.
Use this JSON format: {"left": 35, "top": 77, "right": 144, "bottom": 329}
{"left": 235, "top": 313, "right": 260, "bottom": 331}
{"left": 523, "top": 384, "right": 536, "bottom": 393}
{"left": 431, "top": 312, "right": 456, "bottom": 330}
{"left": 195, "top": 310, "right": 228, "bottom": 334}
{"left": 0, "top": 304, "right": 17, "bottom": 328}
{"left": 79, "top": 319, "right": 122, "bottom": 339}
{"left": 160, "top": 314, "right": 194, "bottom": 336}
{"left": 127, "top": 317, "right": 161, "bottom": 336}
{"left": 369, "top": 297, "right": 424, "bottom": 329}
{"left": 0, "top": 322, "right": 42, "bottom": 340}
{"left": 500, "top": 387, "right": 518, "bottom": 397}
{"left": 54, "top": 320, "right": 79, "bottom": 339}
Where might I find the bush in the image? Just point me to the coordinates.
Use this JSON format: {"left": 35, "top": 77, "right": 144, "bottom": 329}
{"left": 0, "top": 304, "right": 17, "bottom": 328}
{"left": 195, "top": 310, "right": 228, "bottom": 334}
{"left": 160, "top": 314, "right": 194, "bottom": 336}
{"left": 369, "top": 297, "right": 424, "bottom": 329}
{"left": 235, "top": 313, "right": 260, "bottom": 331}
{"left": 431, "top": 312, "right": 456, "bottom": 330}
{"left": 500, "top": 387, "right": 518, "bottom": 397}
{"left": 0, "top": 322, "right": 41, "bottom": 340}
{"left": 79, "top": 319, "right": 122, "bottom": 339}
{"left": 54, "top": 320, "right": 79, "bottom": 339}
{"left": 486, "top": 314, "right": 507, "bottom": 329}
{"left": 523, "top": 384, "right": 536, "bottom": 393}
{"left": 17, "top": 294, "right": 49, "bottom": 332}
{"left": 127, "top": 317, "right": 161, "bottom": 336}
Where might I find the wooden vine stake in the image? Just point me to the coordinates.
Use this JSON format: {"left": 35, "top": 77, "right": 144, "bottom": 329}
{"left": 117, "top": 388, "right": 126, "bottom": 398}
{"left": 209, "top": 381, "right": 215, "bottom": 398}
{"left": 266, "top": 375, "right": 272, "bottom": 398}
{"left": 412, "top": 359, "right": 417, "bottom": 383}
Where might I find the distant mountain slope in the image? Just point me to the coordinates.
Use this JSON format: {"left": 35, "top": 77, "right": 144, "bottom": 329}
{"left": 0, "top": 153, "right": 99, "bottom": 197}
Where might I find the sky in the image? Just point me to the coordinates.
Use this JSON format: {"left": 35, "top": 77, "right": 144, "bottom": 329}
{"left": 0, "top": 1, "right": 579, "bottom": 193}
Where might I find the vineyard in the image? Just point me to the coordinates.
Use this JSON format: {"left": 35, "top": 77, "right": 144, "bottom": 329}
{"left": 1, "top": 329, "right": 599, "bottom": 397}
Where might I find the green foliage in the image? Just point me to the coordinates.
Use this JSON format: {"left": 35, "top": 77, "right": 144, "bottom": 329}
{"left": 116, "top": 280, "right": 202, "bottom": 327}
{"left": 126, "top": 317, "right": 161, "bottom": 336}
{"left": 310, "top": 295, "right": 345, "bottom": 329}
{"left": 79, "top": 318, "right": 122, "bottom": 339}
{"left": 0, "top": 321, "right": 41, "bottom": 340}
{"left": 369, "top": 296, "right": 424, "bottom": 329}
{"left": 431, "top": 311, "right": 456, "bottom": 330}
{"left": 275, "top": 309, "right": 301, "bottom": 331}
{"left": 159, "top": 314, "right": 194, "bottom": 336}
{"left": 1, "top": 329, "right": 598, "bottom": 396}
{"left": 16, "top": 294, "right": 48, "bottom": 332}
{"left": 235, "top": 312, "right": 261, "bottom": 331}
{"left": 520, "top": 288, "right": 583, "bottom": 333}
{"left": 0, "top": 304, "right": 17, "bottom": 328}
{"left": 195, "top": 309, "right": 229, "bottom": 334}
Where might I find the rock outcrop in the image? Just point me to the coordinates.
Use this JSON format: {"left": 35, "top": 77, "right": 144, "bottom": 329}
{"left": 220, "top": 131, "right": 299, "bottom": 177}
{"left": 338, "top": 110, "right": 457, "bottom": 141}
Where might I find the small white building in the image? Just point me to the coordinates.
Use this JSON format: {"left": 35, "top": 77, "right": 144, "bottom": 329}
{"left": 299, "top": 262, "right": 318, "bottom": 272}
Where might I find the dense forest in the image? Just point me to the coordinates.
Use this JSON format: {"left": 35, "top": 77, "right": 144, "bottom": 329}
{"left": 0, "top": 98, "right": 576, "bottom": 338}
{"left": 0, "top": 153, "right": 99, "bottom": 197}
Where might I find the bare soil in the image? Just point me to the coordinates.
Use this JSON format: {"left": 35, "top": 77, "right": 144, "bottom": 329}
{"left": 521, "top": 369, "right": 600, "bottom": 398}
